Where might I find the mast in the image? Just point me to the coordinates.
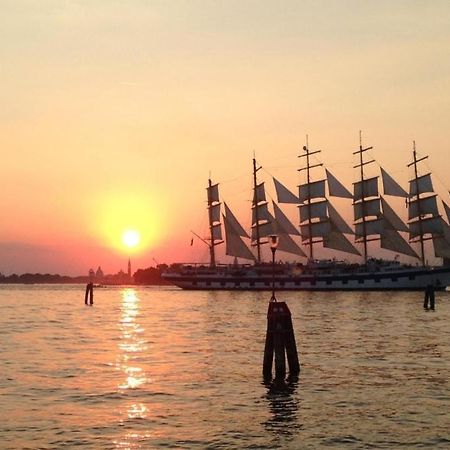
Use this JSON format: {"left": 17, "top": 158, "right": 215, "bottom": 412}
{"left": 408, "top": 141, "right": 427, "bottom": 266}
{"left": 298, "top": 135, "right": 322, "bottom": 260}
{"left": 252, "top": 157, "right": 262, "bottom": 262}
{"left": 207, "top": 178, "right": 217, "bottom": 267}
{"left": 353, "top": 131, "right": 374, "bottom": 264}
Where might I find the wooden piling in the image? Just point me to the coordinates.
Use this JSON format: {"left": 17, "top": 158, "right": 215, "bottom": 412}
{"left": 263, "top": 301, "right": 300, "bottom": 379}
{"left": 85, "top": 282, "right": 94, "bottom": 305}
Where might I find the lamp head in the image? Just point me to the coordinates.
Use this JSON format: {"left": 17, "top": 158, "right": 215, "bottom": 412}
{"left": 269, "top": 234, "right": 279, "bottom": 250}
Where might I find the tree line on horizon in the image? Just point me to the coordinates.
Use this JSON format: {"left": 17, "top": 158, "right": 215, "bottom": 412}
{"left": 0, "top": 264, "right": 171, "bottom": 285}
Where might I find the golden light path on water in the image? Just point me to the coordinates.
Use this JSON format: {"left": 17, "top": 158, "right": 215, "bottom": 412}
{"left": 114, "top": 289, "right": 151, "bottom": 448}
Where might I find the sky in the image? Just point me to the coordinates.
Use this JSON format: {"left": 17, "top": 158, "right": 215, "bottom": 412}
{"left": 1, "top": 0, "right": 450, "bottom": 275}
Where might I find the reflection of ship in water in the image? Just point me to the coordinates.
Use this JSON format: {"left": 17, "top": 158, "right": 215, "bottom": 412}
{"left": 263, "top": 376, "right": 300, "bottom": 437}
{"left": 163, "top": 138, "right": 450, "bottom": 290}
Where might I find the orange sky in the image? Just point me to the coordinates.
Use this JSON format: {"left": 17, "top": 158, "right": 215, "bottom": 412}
{"left": 1, "top": 1, "right": 450, "bottom": 275}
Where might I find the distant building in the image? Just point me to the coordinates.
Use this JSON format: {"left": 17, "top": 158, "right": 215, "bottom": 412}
{"left": 128, "top": 259, "right": 131, "bottom": 278}
{"left": 96, "top": 266, "right": 104, "bottom": 279}
{"left": 88, "top": 268, "right": 95, "bottom": 279}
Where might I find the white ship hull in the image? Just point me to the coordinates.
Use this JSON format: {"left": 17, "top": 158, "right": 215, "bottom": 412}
{"left": 162, "top": 264, "right": 450, "bottom": 291}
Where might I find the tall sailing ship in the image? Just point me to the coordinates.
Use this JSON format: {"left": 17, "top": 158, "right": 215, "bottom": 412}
{"left": 162, "top": 138, "right": 450, "bottom": 290}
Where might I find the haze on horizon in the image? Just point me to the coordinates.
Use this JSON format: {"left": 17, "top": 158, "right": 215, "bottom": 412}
{"left": 1, "top": 0, "right": 449, "bottom": 276}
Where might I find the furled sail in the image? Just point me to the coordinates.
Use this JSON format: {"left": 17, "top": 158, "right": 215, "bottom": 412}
{"left": 273, "top": 177, "right": 299, "bottom": 204}
{"left": 381, "top": 168, "right": 408, "bottom": 198}
{"left": 223, "top": 214, "right": 255, "bottom": 260}
{"left": 325, "top": 169, "right": 352, "bottom": 198}
{"left": 224, "top": 203, "right": 249, "bottom": 238}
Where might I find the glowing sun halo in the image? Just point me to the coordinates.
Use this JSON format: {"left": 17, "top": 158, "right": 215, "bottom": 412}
{"left": 122, "top": 230, "right": 140, "bottom": 248}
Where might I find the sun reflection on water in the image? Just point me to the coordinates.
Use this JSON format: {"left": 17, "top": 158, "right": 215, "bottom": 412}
{"left": 115, "top": 288, "right": 150, "bottom": 448}
{"left": 117, "top": 289, "right": 148, "bottom": 392}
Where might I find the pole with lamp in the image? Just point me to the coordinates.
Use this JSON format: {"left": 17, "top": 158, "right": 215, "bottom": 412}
{"left": 263, "top": 234, "right": 300, "bottom": 380}
{"left": 269, "top": 234, "right": 278, "bottom": 302}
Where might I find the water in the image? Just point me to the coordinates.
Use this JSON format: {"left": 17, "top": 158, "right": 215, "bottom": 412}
{"left": 1, "top": 285, "right": 449, "bottom": 449}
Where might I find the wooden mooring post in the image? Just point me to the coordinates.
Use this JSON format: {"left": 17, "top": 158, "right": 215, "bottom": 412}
{"left": 263, "top": 301, "right": 300, "bottom": 379}
{"left": 85, "top": 282, "right": 94, "bottom": 305}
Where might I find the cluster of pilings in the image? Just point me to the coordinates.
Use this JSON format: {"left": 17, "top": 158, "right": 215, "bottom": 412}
{"left": 263, "top": 301, "right": 300, "bottom": 380}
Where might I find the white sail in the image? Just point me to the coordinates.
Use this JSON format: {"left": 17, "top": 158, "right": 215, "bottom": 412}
{"left": 381, "top": 197, "right": 409, "bottom": 232}
{"left": 381, "top": 168, "right": 408, "bottom": 198}
{"left": 409, "top": 173, "right": 433, "bottom": 197}
{"left": 324, "top": 230, "right": 361, "bottom": 255}
{"left": 277, "top": 233, "right": 307, "bottom": 257}
{"left": 253, "top": 182, "right": 266, "bottom": 203}
{"left": 299, "top": 179, "right": 326, "bottom": 202}
{"left": 443, "top": 201, "right": 450, "bottom": 224}
{"left": 433, "top": 236, "right": 450, "bottom": 259}
{"left": 223, "top": 214, "right": 255, "bottom": 260}
{"left": 299, "top": 200, "right": 328, "bottom": 222}
{"left": 273, "top": 177, "right": 299, "bottom": 204}
{"left": 328, "top": 202, "right": 354, "bottom": 235}
{"left": 272, "top": 202, "right": 300, "bottom": 235}
{"left": 224, "top": 203, "right": 249, "bottom": 238}
{"left": 251, "top": 221, "right": 274, "bottom": 240}
{"left": 433, "top": 220, "right": 450, "bottom": 258}
{"left": 252, "top": 202, "right": 271, "bottom": 224}
{"left": 353, "top": 176, "right": 379, "bottom": 201}
{"left": 300, "top": 220, "right": 331, "bottom": 240}
{"left": 354, "top": 198, "right": 381, "bottom": 221}
{"left": 207, "top": 183, "right": 220, "bottom": 203}
{"left": 355, "top": 218, "right": 384, "bottom": 239}
{"left": 380, "top": 229, "right": 419, "bottom": 258}
{"left": 325, "top": 169, "right": 352, "bottom": 199}
{"left": 408, "top": 195, "right": 439, "bottom": 221}
{"left": 409, "top": 216, "right": 443, "bottom": 239}
{"left": 212, "top": 223, "right": 222, "bottom": 241}
{"left": 210, "top": 203, "right": 221, "bottom": 223}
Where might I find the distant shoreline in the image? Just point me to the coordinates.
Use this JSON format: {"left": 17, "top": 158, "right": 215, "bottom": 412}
{"left": 0, "top": 266, "right": 171, "bottom": 286}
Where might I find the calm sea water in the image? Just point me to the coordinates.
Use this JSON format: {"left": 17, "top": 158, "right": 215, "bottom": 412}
{"left": 1, "top": 285, "right": 449, "bottom": 449}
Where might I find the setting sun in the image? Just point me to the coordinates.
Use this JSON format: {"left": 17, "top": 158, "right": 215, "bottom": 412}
{"left": 89, "top": 189, "right": 168, "bottom": 256}
{"left": 122, "top": 230, "right": 140, "bottom": 248}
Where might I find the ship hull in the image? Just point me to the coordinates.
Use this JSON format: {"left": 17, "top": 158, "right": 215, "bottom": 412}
{"left": 162, "top": 266, "right": 450, "bottom": 291}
